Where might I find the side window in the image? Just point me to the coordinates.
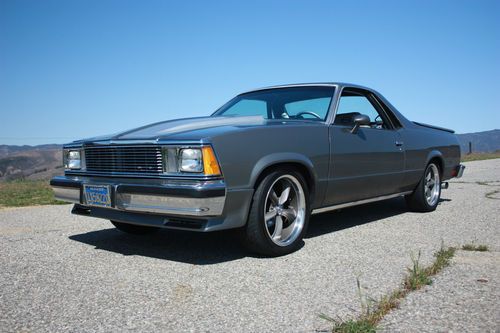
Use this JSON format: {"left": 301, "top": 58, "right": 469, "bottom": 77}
{"left": 222, "top": 99, "right": 268, "bottom": 117}
{"left": 335, "top": 91, "right": 388, "bottom": 129}
{"left": 372, "top": 95, "right": 403, "bottom": 128}
{"left": 284, "top": 97, "right": 331, "bottom": 120}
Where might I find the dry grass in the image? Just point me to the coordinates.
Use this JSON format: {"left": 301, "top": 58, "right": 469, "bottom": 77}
{"left": 462, "top": 152, "right": 500, "bottom": 162}
{"left": 0, "top": 180, "right": 67, "bottom": 208}
{"left": 462, "top": 244, "right": 489, "bottom": 252}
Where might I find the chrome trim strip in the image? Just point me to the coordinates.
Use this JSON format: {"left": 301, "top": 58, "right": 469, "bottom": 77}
{"left": 88, "top": 140, "right": 159, "bottom": 145}
{"left": 311, "top": 191, "right": 413, "bottom": 215}
{"left": 52, "top": 186, "right": 80, "bottom": 203}
{"left": 66, "top": 140, "right": 205, "bottom": 148}
{"left": 115, "top": 193, "right": 225, "bottom": 217}
{"left": 65, "top": 170, "right": 223, "bottom": 180}
{"left": 83, "top": 143, "right": 205, "bottom": 148}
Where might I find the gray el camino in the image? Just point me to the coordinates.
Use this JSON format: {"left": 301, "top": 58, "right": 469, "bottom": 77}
{"left": 51, "top": 83, "right": 465, "bottom": 256}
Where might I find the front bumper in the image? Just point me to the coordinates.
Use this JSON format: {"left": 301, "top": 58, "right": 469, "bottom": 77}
{"left": 51, "top": 175, "right": 254, "bottom": 232}
{"left": 51, "top": 176, "right": 225, "bottom": 217}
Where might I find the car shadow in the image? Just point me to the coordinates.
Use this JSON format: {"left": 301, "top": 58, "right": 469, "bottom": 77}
{"left": 69, "top": 197, "right": 449, "bottom": 265}
{"left": 69, "top": 227, "right": 248, "bottom": 265}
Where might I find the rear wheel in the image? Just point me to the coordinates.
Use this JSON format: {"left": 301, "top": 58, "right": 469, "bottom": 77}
{"left": 242, "top": 169, "right": 310, "bottom": 256}
{"left": 405, "top": 162, "right": 441, "bottom": 212}
{"left": 111, "top": 221, "right": 160, "bottom": 235}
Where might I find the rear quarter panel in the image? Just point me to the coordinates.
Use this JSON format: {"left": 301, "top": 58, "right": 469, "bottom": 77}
{"left": 399, "top": 126, "right": 461, "bottom": 190}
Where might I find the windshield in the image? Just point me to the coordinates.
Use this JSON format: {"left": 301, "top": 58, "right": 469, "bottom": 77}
{"left": 213, "top": 86, "right": 335, "bottom": 121}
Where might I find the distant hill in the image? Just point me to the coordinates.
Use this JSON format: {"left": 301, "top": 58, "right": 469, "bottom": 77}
{"left": 0, "top": 144, "right": 63, "bottom": 181}
{"left": 456, "top": 129, "right": 500, "bottom": 153}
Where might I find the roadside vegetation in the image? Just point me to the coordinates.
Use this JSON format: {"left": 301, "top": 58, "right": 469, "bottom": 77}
{"left": 0, "top": 180, "right": 67, "bottom": 208}
{"left": 321, "top": 245, "right": 456, "bottom": 333}
{"left": 321, "top": 242, "right": 491, "bottom": 332}
{"left": 462, "top": 151, "right": 500, "bottom": 162}
{"left": 462, "top": 243, "right": 489, "bottom": 252}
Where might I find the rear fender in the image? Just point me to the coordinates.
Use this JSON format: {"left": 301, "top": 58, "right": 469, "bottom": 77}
{"left": 425, "top": 150, "right": 444, "bottom": 174}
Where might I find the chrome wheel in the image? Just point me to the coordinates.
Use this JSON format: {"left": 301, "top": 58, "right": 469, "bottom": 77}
{"left": 263, "top": 174, "right": 306, "bottom": 247}
{"left": 424, "top": 164, "right": 440, "bottom": 206}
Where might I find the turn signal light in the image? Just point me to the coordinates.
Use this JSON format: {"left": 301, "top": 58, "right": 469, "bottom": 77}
{"left": 202, "top": 146, "right": 222, "bottom": 176}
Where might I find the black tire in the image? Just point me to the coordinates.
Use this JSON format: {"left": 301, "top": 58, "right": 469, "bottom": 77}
{"left": 242, "top": 168, "right": 310, "bottom": 256}
{"left": 405, "top": 162, "right": 441, "bottom": 212}
{"left": 111, "top": 221, "right": 160, "bottom": 235}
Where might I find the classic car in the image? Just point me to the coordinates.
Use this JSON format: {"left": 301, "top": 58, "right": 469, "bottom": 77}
{"left": 51, "top": 83, "right": 465, "bottom": 256}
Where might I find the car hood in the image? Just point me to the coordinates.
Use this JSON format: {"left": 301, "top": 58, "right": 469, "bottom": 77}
{"left": 74, "top": 116, "right": 268, "bottom": 143}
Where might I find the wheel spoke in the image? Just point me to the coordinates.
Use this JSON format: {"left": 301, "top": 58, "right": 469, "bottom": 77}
{"left": 272, "top": 216, "right": 283, "bottom": 240}
{"left": 269, "top": 190, "right": 279, "bottom": 205}
{"left": 280, "top": 223, "right": 294, "bottom": 241}
{"left": 281, "top": 208, "right": 297, "bottom": 222}
{"left": 279, "top": 187, "right": 291, "bottom": 205}
{"left": 428, "top": 179, "right": 435, "bottom": 188}
{"left": 265, "top": 210, "right": 277, "bottom": 222}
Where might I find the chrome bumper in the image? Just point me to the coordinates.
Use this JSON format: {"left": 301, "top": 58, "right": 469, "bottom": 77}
{"left": 116, "top": 193, "right": 224, "bottom": 216}
{"left": 52, "top": 186, "right": 81, "bottom": 203}
{"left": 50, "top": 176, "right": 225, "bottom": 217}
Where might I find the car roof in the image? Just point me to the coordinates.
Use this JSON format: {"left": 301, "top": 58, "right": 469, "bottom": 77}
{"left": 238, "top": 82, "right": 412, "bottom": 128}
{"left": 240, "top": 82, "right": 375, "bottom": 95}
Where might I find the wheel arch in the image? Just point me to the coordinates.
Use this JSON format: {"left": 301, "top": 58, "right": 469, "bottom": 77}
{"left": 249, "top": 153, "right": 317, "bottom": 205}
{"left": 425, "top": 150, "right": 444, "bottom": 175}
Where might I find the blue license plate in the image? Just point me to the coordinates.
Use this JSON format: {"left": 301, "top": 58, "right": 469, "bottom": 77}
{"left": 83, "top": 184, "right": 112, "bottom": 207}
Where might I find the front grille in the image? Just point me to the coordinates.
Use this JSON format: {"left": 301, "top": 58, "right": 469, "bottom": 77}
{"left": 84, "top": 146, "right": 163, "bottom": 175}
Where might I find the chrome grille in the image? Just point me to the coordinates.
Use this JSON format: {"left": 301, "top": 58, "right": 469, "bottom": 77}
{"left": 84, "top": 146, "right": 163, "bottom": 174}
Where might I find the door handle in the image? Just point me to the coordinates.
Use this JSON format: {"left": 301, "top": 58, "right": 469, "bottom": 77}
{"left": 395, "top": 141, "right": 404, "bottom": 146}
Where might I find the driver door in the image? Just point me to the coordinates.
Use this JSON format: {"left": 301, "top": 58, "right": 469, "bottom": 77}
{"left": 323, "top": 88, "right": 405, "bottom": 206}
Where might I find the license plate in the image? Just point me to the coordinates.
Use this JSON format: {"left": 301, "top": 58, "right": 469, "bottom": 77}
{"left": 83, "top": 184, "right": 112, "bottom": 207}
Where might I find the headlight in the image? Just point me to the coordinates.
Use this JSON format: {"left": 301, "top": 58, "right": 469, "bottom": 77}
{"left": 179, "top": 148, "right": 203, "bottom": 173}
{"left": 161, "top": 146, "right": 221, "bottom": 176}
{"left": 63, "top": 149, "right": 83, "bottom": 170}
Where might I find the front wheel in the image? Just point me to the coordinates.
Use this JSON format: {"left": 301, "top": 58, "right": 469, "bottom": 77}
{"left": 242, "top": 169, "right": 310, "bottom": 256}
{"left": 405, "top": 162, "right": 441, "bottom": 212}
{"left": 111, "top": 221, "right": 160, "bottom": 235}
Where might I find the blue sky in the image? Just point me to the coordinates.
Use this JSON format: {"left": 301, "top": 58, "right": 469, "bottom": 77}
{"left": 0, "top": 0, "right": 499, "bottom": 145}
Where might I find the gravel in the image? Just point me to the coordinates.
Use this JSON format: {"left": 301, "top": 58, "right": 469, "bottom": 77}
{"left": 0, "top": 159, "right": 499, "bottom": 332}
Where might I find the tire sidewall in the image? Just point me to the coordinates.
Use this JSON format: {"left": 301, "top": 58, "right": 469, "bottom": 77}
{"left": 253, "top": 169, "right": 310, "bottom": 255}
{"left": 420, "top": 163, "right": 441, "bottom": 210}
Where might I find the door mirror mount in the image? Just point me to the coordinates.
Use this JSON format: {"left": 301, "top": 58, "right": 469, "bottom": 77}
{"left": 350, "top": 114, "right": 370, "bottom": 134}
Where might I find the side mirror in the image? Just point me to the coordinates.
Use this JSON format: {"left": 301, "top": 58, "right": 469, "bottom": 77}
{"left": 350, "top": 114, "right": 370, "bottom": 134}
